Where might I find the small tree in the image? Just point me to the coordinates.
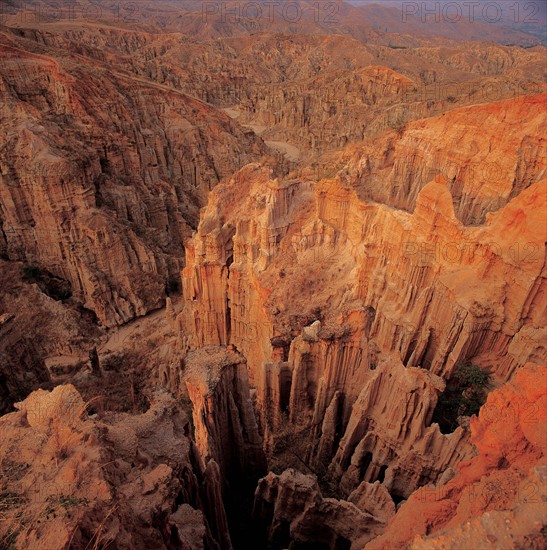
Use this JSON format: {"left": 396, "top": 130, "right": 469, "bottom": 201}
{"left": 433, "top": 361, "right": 493, "bottom": 433}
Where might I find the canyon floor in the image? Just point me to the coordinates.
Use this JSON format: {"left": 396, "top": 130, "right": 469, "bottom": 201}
{"left": 0, "top": 1, "right": 546, "bottom": 549}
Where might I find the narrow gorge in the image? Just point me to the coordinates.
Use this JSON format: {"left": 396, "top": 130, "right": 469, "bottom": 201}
{"left": 0, "top": 2, "right": 545, "bottom": 549}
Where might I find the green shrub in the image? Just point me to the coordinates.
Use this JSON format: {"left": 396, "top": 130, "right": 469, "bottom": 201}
{"left": 433, "top": 361, "right": 493, "bottom": 433}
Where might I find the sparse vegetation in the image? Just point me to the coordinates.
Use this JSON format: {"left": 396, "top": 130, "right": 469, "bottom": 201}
{"left": 266, "top": 412, "right": 344, "bottom": 499}
{"left": 388, "top": 115, "right": 406, "bottom": 136}
{"left": 45, "top": 495, "right": 89, "bottom": 519}
{"left": 22, "top": 265, "right": 42, "bottom": 280}
{"left": 0, "top": 461, "right": 30, "bottom": 483}
{"left": 0, "top": 527, "right": 19, "bottom": 550}
{"left": 0, "top": 491, "right": 26, "bottom": 513}
{"left": 268, "top": 415, "right": 315, "bottom": 475}
{"left": 433, "top": 361, "right": 493, "bottom": 433}
{"left": 51, "top": 396, "right": 100, "bottom": 464}
{"left": 78, "top": 352, "right": 150, "bottom": 414}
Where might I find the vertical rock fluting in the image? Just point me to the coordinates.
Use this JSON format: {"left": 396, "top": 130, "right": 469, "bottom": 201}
{"left": 254, "top": 363, "right": 547, "bottom": 549}
{"left": 235, "top": 65, "right": 416, "bottom": 152}
{"left": 0, "top": 39, "right": 269, "bottom": 327}
{"left": 1, "top": 17, "right": 545, "bottom": 550}
{"left": 180, "top": 96, "right": 546, "bottom": 508}
{"left": 182, "top": 165, "right": 307, "bottom": 386}
{"left": 84, "top": 29, "right": 545, "bottom": 159}
{"left": 200, "top": 460, "right": 233, "bottom": 550}
{"left": 349, "top": 93, "right": 547, "bottom": 225}
{"left": 252, "top": 468, "right": 387, "bottom": 549}
{"left": 312, "top": 174, "right": 546, "bottom": 382}
{"left": 327, "top": 355, "right": 472, "bottom": 499}
{"left": 183, "top": 346, "right": 267, "bottom": 484}
{"left": 287, "top": 315, "right": 373, "bottom": 438}
{"left": 365, "top": 364, "right": 547, "bottom": 550}
{"left": 183, "top": 345, "right": 268, "bottom": 548}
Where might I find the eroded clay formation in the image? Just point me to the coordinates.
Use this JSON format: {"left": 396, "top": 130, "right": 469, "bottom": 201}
{"left": 0, "top": 3, "right": 545, "bottom": 549}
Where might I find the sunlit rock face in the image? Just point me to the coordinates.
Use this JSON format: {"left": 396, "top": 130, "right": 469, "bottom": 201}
{"left": 367, "top": 364, "right": 547, "bottom": 550}
{"left": 0, "top": 384, "right": 230, "bottom": 549}
{"left": 0, "top": 35, "right": 269, "bottom": 327}
{"left": 182, "top": 95, "right": 545, "bottom": 429}
{"left": 251, "top": 364, "right": 547, "bottom": 549}
{"left": 0, "top": 6, "right": 545, "bottom": 549}
{"left": 184, "top": 345, "right": 267, "bottom": 483}
{"left": 176, "top": 94, "right": 545, "bottom": 547}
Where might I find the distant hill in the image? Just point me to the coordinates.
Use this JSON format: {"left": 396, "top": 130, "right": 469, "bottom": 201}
{"left": 347, "top": 0, "right": 546, "bottom": 45}
{"left": 2, "top": 0, "right": 544, "bottom": 45}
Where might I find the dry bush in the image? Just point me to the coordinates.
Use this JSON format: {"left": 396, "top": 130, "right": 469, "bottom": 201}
{"left": 50, "top": 396, "right": 101, "bottom": 465}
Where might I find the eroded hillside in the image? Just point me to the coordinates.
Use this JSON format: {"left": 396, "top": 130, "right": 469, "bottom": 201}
{"left": 0, "top": 2, "right": 546, "bottom": 549}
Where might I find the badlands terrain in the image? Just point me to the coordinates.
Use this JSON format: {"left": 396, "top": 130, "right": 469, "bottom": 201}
{"left": 0, "top": 1, "right": 546, "bottom": 549}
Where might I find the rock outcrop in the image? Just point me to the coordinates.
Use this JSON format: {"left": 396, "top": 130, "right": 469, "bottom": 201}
{"left": 0, "top": 384, "right": 231, "bottom": 549}
{"left": 253, "top": 468, "right": 386, "bottom": 549}
{"left": 0, "top": 259, "right": 102, "bottom": 414}
{"left": 1, "top": 20, "right": 544, "bottom": 328}
{"left": 349, "top": 93, "right": 547, "bottom": 225}
{"left": 183, "top": 346, "right": 267, "bottom": 484}
{"left": 327, "top": 356, "right": 472, "bottom": 499}
{"left": 182, "top": 346, "right": 267, "bottom": 549}
{"left": 0, "top": 10, "right": 545, "bottom": 549}
{"left": 0, "top": 29, "right": 271, "bottom": 327}
{"left": 180, "top": 95, "right": 546, "bottom": 504}
{"left": 252, "top": 362, "right": 547, "bottom": 549}
{"left": 10, "top": 24, "right": 544, "bottom": 160}
{"left": 234, "top": 65, "right": 415, "bottom": 152}
{"left": 366, "top": 363, "right": 547, "bottom": 550}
